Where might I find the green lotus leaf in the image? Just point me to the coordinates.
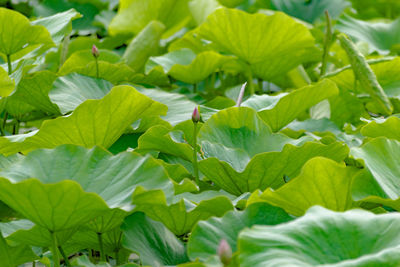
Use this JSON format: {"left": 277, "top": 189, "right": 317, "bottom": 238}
{"left": 137, "top": 87, "right": 198, "bottom": 126}
{"left": 146, "top": 49, "right": 232, "bottom": 84}
{"left": 349, "top": 0, "right": 400, "bottom": 19}
{"left": 137, "top": 124, "right": 194, "bottom": 162}
{"left": 0, "top": 178, "right": 109, "bottom": 232}
{"left": 59, "top": 49, "right": 136, "bottom": 84}
{"left": 64, "top": 227, "right": 128, "bottom": 258}
{"left": 123, "top": 20, "right": 166, "bottom": 72}
{"left": 1, "top": 219, "right": 78, "bottom": 248}
{"left": 189, "top": 0, "right": 220, "bottom": 25}
{"left": 199, "top": 141, "right": 349, "bottom": 196}
{"left": 337, "top": 14, "right": 400, "bottom": 54}
{"left": 32, "top": 9, "right": 82, "bottom": 44}
{"left": 0, "top": 231, "right": 38, "bottom": 266}
{"left": 121, "top": 212, "right": 189, "bottom": 266}
{"left": 49, "top": 73, "right": 113, "bottom": 114}
{"left": 198, "top": 107, "right": 308, "bottom": 172}
{"left": 0, "top": 7, "right": 54, "bottom": 59}
{"left": 360, "top": 116, "right": 400, "bottom": 140}
{"left": 5, "top": 71, "right": 60, "bottom": 117}
{"left": 109, "top": 0, "right": 190, "bottom": 37}
{"left": 197, "top": 8, "right": 316, "bottom": 80}
{"left": 0, "top": 144, "right": 174, "bottom": 232}
{"left": 0, "top": 85, "right": 167, "bottom": 155}
{"left": 257, "top": 79, "right": 339, "bottom": 132}
{"left": 269, "top": 0, "right": 350, "bottom": 23}
{"left": 351, "top": 137, "right": 400, "bottom": 201}
{"left": 238, "top": 206, "right": 400, "bottom": 267}
{"left": 187, "top": 203, "right": 292, "bottom": 262}
{"left": 249, "top": 157, "right": 358, "bottom": 216}
{"left": 132, "top": 188, "right": 234, "bottom": 235}
{"left": 0, "top": 66, "right": 14, "bottom": 97}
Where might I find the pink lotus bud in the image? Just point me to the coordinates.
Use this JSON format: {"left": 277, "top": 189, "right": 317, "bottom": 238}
{"left": 92, "top": 45, "right": 99, "bottom": 58}
{"left": 192, "top": 106, "right": 200, "bottom": 123}
{"left": 218, "top": 239, "right": 232, "bottom": 265}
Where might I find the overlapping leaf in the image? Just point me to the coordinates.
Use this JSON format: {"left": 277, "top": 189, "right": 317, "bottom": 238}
{"left": 239, "top": 206, "right": 400, "bottom": 266}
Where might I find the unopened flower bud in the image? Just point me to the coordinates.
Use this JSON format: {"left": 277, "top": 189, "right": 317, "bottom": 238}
{"left": 92, "top": 45, "right": 99, "bottom": 58}
{"left": 218, "top": 239, "right": 232, "bottom": 266}
{"left": 192, "top": 106, "right": 200, "bottom": 123}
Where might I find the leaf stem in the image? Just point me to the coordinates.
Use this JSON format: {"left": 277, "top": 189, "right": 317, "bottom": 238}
{"left": 247, "top": 72, "right": 254, "bottom": 95}
{"left": 193, "top": 83, "right": 197, "bottom": 93}
{"left": 192, "top": 122, "right": 200, "bottom": 184}
{"left": 58, "top": 246, "right": 71, "bottom": 266}
{"left": 95, "top": 57, "right": 99, "bottom": 79}
{"left": 115, "top": 250, "right": 119, "bottom": 265}
{"left": 6, "top": 54, "right": 11, "bottom": 75}
{"left": 97, "top": 232, "right": 106, "bottom": 262}
{"left": 50, "top": 231, "right": 60, "bottom": 267}
{"left": 32, "top": 261, "right": 36, "bottom": 267}
{"left": 320, "top": 11, "right": 332, "bottom": 78}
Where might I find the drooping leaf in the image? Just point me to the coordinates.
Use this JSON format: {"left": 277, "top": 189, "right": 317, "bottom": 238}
{"left": 132, "top": 188, "right": 234, "bottom": 235}
{"left": 109, "top": 0, "right": 190, "bottom": 37}
{"left": 121, "top": 212, "right": 189, "bottom": 266}
{"left": 257, "top": 79, "right": 339, "bottom": 131}
{"left": 238, "top": 206, "right": 400, "bottom": 267}
{"left": 137, "top": 87, "right": 198, "bottom": 126}
{"left": 5, "top": 71, "right": 60, "bottom": 117}
{"left": 49, "top": 73, "right": 113, "bottom": 114}
{"left": 0, "top": 178, "right": 109, "bottom": 232}
{"left": 197, "top": 8, "right": 316, "bottom": 80}
{"left": 0, "top": 231, "right": 38, "bottom": 266}
{"left": 59, "top": 49, "right": 136, "bottom": 84}
{"left": 0, "top": 144, "right": 174, "bottom": 232}
{"left": 187, "top": 203, "right": 292, "bottom": 262}
{"left": 199, "top": 141, "right": 349, "bottom": 196}
{"left": 249, "top": 157, "right": 357, "bottom": 216}
{"left": 360, "top": 116, "right": 400, "bottom": 141}
{"left": 32, "top": 8, "right": 82, "bottom": 44}
{"left": 351, "top": 137, "right": 400, "bottom": 200}
{"left": 123, "top": 21, "right": 166, "bottom": 72}
{"left": 0, "top": 7, "right": 54, "bottom": 58}
{"left": 0, "top": 85, "right": 167, "bottom": 155}
{"left": 146, "top": 49, "right": 232, "bottom": 84}
{"left": 198, "top": 107, "right": 299, "bottom": 172}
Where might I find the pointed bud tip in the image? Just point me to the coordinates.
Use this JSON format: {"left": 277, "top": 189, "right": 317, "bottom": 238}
{"left": 92, "top": 45, "right": 99, "bottom": 58}
{"left": 192, "top": 106, "right": 200, "bottom": 123}
{"left": 218, "top": 239, "right": 232, "bottom": 265}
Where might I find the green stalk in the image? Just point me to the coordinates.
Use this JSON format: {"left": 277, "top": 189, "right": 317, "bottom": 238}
{"left": 320, "top": 11, "right": 333, "bottom": 78}
{"left": 95, "top": 57, "right": 99, "bottom": 79}
{"left": 50, "top": 231, "right": 60, "bottom": 267}
{"left": 2, "top": 112, "right": 8, "bottom": 133}
{"left": 58, "top": 246, "right": 71, "bottom": 266}
{"left": 32, "top": 261, "right": 36, "bottom": 267}
{"left": 209, "top": 72, "right": 216, "bottom": 91}
{"left": 6, "top": 54, "right": 11, "bottom": 75}
{"left": 192, "top": 122, "right": 199, "bottom": 184}
{"left": 247, "top": 72, "right": 254, "bottom": 95}
{"left": 97, "top": 232, "right": 106, "bottom": 262}
{"left": 115, "top": 250, "right": 119, "bottom": 265}
{"left": 193, "top": 83, "right": 197, "bottom": 93}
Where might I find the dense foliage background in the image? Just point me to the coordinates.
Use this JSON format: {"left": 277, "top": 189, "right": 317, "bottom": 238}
{"left": 1, "top": 0, "right": 400, "bottom": 266}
